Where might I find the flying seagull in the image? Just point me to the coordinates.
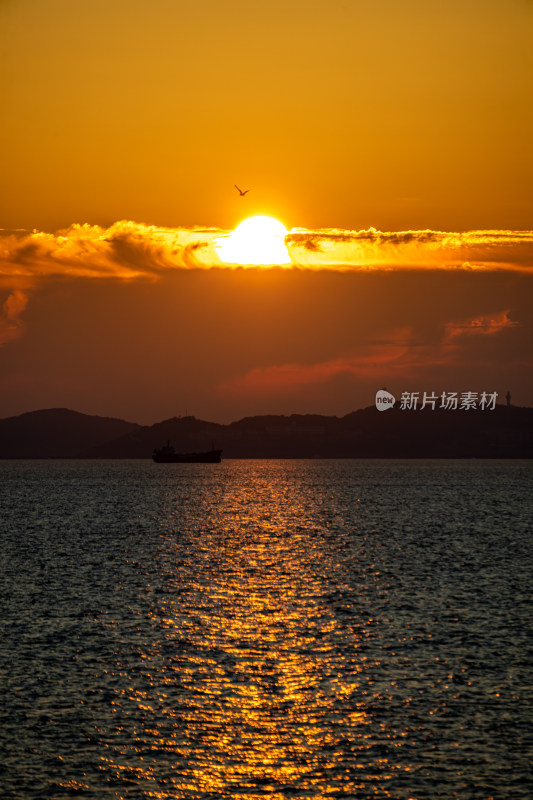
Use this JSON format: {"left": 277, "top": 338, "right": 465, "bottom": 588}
{"left": 234, "top": 184, "right": 250, "bottom": 197}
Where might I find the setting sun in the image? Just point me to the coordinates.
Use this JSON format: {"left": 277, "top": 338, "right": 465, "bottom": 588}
{"left": 217, "top": 216, "right": 290, "bottom": 266}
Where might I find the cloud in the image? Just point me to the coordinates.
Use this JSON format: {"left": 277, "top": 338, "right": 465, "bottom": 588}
{"left": 219, "top": 347, "right": 452, "bottom": 396}
{"left": 220, "top": 307, "right": 525, "bottom": 398}
{"left": 285, "top": 227, "right": 533, "bottom": 272}
{"left": 219, "top": 327, "right": 450, "bottom": 396}
{"left": 0, "top": 222, "right": 531, "bottom": 353}
{"left": 444, "top": 309, "right": 519, "bottom": 343}
{"left": 1, "top": 222, "right": 532, "bottom": 291}
{"left": 0, "top": 221, "right": 224, "bottom": 285}
{"left": 286, "top": 228, "right": 444, "bottom": 247}
{"left": 0, "top": 289, "right": 29, "bottom": 346}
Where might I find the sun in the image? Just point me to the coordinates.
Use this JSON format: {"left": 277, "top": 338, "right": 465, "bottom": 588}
{"left": 216, "top": 216, "right": 291, "bottom": 265}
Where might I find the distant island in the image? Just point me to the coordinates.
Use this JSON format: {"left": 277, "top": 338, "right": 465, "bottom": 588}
{"left": 0, "top": 405, "right": 531, "bottom": 459}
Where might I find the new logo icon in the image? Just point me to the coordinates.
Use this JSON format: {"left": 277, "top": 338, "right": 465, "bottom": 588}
{"left": 375, "top": 389, "right": 396, "bottom": 411}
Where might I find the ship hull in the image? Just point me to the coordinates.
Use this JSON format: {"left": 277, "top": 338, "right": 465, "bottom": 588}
{"left": 152, "top": 449, "right": 222, "bottom": 463}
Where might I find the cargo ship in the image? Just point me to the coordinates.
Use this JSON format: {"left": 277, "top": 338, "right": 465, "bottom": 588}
{"left": 152, "top": 441, "right": 222, "bottom": 463}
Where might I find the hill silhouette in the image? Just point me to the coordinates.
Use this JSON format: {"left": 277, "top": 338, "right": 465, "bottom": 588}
{"left": 0, "top": 405, "right": 531, "bottom": 459}
{"left": 0, "top": 408, "right": 140, "bottom": 458}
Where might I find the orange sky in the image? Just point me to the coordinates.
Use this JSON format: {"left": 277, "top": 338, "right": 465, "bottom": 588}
{"left": 2, "top": 0, "right": 532, "bottom": 232}
{"left": 0, "top": 1, "right": 532, "bottom": 422}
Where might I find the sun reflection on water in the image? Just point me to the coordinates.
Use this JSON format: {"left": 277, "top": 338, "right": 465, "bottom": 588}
{"left": 96, "top": 464, "right": 389, "bottom": 797}
{"left": 4, "top": 459, "right": 531, "bottom": 798}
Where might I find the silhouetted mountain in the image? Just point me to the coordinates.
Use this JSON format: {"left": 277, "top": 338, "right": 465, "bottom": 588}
{"left": 80, "top": 416, "right": 225, "bottom": 459}
{"left": 0, "top": 405, "right": 531, "bottom": 459}
{"left": 0, "top": 408, "right": 140, "bottom": 458}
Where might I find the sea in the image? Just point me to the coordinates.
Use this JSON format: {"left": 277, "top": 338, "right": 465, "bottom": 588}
{"left": 0, "top": 459, "right": 532, "bottom": 800}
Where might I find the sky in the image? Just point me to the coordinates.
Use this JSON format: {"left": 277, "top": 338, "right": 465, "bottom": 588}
{"left": 1, "top": 0, "right": 532, "bottom": 424}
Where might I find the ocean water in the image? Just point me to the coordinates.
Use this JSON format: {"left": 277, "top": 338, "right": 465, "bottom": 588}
{"left": 0, "top": 458, "right": 532, "bottom": 800}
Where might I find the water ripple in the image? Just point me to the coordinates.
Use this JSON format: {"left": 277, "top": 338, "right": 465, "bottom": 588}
{"left": 1, "top": 459, "right": 532, "bottom": 798}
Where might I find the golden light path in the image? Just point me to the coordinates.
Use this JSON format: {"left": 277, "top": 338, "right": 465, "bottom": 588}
{"left": 216, "top": 216, "right": 291, "bottom": 266}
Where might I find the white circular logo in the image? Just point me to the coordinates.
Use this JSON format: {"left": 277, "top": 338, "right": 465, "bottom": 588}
{"left": 375, "top": 390, "right": 396, "bottom": 411}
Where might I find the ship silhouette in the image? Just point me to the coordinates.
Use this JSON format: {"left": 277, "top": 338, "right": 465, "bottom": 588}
{"left": 152, "top": 440, "right": 222, "bottom": 463}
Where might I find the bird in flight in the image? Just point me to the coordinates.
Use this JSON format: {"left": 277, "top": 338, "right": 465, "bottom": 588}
{"left": 234, "top": 184, "right": 250, "bottom": 197}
